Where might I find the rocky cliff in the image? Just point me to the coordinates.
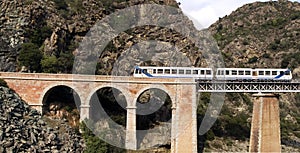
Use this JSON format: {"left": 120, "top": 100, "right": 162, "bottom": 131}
{"left": 0, "top": 0, "right": 180, "bottom": 73}
{"left": 209, "top": 1, "right": 300, "bottom": 71}
{"left": 0, "top": 86, "right": 84, "bottom": 152}
{"left": 1, "top": 0, "right": 300, "bottom": 152}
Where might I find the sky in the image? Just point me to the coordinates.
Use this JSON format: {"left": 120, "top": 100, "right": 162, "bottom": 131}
{"left": 175, "top": 0, "right": 300, "bottom": 29}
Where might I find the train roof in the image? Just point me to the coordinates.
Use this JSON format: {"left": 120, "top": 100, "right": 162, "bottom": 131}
{"left": 135, "top": 66, "right": 212, "bottom": 69}
{"left": 216, "top": 68, "right": 253, "bottom": 70}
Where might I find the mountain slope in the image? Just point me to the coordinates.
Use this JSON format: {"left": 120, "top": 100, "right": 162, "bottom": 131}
{"left": 205, "top": 1, "right": 300, "bottom": 152}
{"left": 209, "top": 1, "right": 300, "bottom": 71}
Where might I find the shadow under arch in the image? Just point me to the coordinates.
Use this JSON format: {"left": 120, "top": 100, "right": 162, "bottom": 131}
{"left": 42, "top": 85, "right": 81, "bottom": 127}
{"left": 135, "top": 88, "right": 172, "bottom": 150}
{"left": 88, "top": 86, "right": 128, "bottom": 149}
{"left": 89, "top": 86, "right": 127, "bottom": 125}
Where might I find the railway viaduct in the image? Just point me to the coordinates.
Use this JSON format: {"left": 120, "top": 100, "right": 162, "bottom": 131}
{"left": 0, "top": 72, "right": 197, "bottom": 152}
{"left": 1, "top": 72, "right": 290, "bottom": 152}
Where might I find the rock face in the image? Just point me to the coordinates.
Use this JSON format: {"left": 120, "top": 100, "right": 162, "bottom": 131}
{"left": 208, "top": 1, "right": 300, "bottom": 69}
{"left": 0, "top": 1, "right": 27, "bottom": 71}
{"left": 0, "top": 87, "right": 84, "bottom": 152}
{"left": 0, "top": 0, "right": 180, "bottom": 72}
{"left": 1, "top": 0, "right": 300, "bottom": 152}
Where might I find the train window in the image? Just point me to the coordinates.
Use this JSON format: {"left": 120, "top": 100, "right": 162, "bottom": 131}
{"left": 217, "top": 70, "right": 224, "bottom": 75}
{"left": 136, "top": 69, "right": 141, "bottom": 74}
{"left": 179, "top": 69, "right": 184, "bottom": 74}
{"left": 200, "top": 70, "right": 205, "bottom": 75}
{"left": 280, "top": 71, "right": 284, "bottom": 75}
{"left": 238, "top": 71, "right": 244, "bottom": 75}
{"left": 285, "top": 71, "right": 290, "bottom": 75}
{"left": 186, "top": 70, "right": 191, "bottom": 74}
{"left": 158, "top": 69, "right": 163, "bottom": 74}
{"left": 272, "top": 71, "right": 277, "bottom": 75}
{"left": 259, "top": 71, "right": 264, "bottom": 75}
{"left": 172, "top": 69, "right": 177, "bottom": 74}
{"left": 265, "top": 71, "right": 270, "bottom": 75}
{"left": 193, "top": 70, "right": 198, "bottom": 74}
{"left": 206, "top": 70, "right": 211, "bottom": 75}
{"left": 165, "top": 69, "right": 170, "bottom": 74}
{"left": 232, "top": 70, "right": 237, "bottom": 75}
{"left": 245, "top": 71, "right": 251, "bottom": 75}
{"left": 226, "top": 70, "right": 230, "bottom": 75}
{"left": 153, "top": 69, "right": 157, "bottom": 74}
{"left": 220, "top": 70, "right": 224, "bottom": 75}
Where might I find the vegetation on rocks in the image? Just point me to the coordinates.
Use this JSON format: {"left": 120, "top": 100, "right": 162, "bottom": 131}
{"left": 1, "top": 0, "right": 300, "bottom": 152}
{"left": 207, "top": 1, "right": 300, "bottom": 151}
{"left": 18, "top": 43, "right": 43, "bottom": 72}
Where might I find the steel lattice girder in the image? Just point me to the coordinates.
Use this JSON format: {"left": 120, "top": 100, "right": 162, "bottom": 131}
{"left": 196, "top": 81, "right": 300, "bottom": 92}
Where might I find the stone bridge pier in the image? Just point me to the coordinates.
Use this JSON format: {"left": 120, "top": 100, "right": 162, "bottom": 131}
{"left": 249, "top": 93, "right": 281, "bottom": 152}
{"left": 0, "top": 72, "right": 197, "bottom": 152}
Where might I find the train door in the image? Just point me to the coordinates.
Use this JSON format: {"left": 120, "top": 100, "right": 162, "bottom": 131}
{"left": 252, "top": 70, "right": 258, "bottom": 80}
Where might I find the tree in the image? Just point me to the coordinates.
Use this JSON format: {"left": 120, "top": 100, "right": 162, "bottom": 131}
{"left": 57, "top": 52, "right": 74, "bottom": 73}
{"left": 18, "top": 43, "right": 43, "bottom": 72}
{"left": 80, "top": 121, "right": 108, "bottom": 153}
{"left": 41, "top": 55, "right": 59, "bottom": 73}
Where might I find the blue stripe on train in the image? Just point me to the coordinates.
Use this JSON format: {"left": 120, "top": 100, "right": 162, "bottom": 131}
{"left": 274, "top": 69, "right": 290, "bottom": 79}
{"left": 135, "top": 66, "right": 154, "bottom": 77}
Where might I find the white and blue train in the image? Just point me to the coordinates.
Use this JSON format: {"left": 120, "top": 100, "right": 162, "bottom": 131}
{"left": 133, "top": 66, "right": 292, "bottom": 81}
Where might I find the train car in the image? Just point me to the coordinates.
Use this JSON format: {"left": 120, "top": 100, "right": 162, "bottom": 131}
{"left": 216, "top": 68, "right": 253, "bottom": 81}
{"left": 133, "top": 66, "right": 292, "bottom": 82}
{"left": 252, "top": 68, "right": 292, "bottom": 81}
{"left": 215, "top": 68, "right": 292, "bottom": 81}
{"left": 133, "top": 66, "right": 213, "bottom": 80}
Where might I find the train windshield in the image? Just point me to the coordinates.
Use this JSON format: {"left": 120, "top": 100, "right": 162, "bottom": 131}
{"left": 285, "top": 71, "right": 290, "bottom": 75}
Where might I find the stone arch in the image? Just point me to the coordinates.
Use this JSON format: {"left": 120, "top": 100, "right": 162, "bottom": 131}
{"left": 134, "top": 85, "right": 173, "bottom": 150}
{"left": 41, "top": 84, "right": 81, "bottom": 127}
{"left": 87, "top": 84, "right": 130, "bottom": 107}
{"left": 133, "top": 84, "right": 175, "bottom": 107}
{"left": 40, "top": 83, "right": 81, "bottom": 108}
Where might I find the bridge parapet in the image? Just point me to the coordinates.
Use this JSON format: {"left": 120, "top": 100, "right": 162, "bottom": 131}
{"left": 0, "top": 72, "right": 197, "bottom": 84}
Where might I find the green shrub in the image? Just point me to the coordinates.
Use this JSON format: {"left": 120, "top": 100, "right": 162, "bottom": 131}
{"left": 51, "top": 0, "right": 68, "bottom": 10}
{"left": 262, "top": 53, "right": 270, "bottom": 58}
{"left": 206, "top": 129, "right": 215, "bottom": 141}
{"left": 242, "top": 40, "right": 249, "bottom": 45}
{"left": 57, "top": 53, "right": 74, "bottom": 73}
{"left": 24, "top": 0, "right": 34, "bottom": 5}
{"left": 28, "top": 25, "right": 52, "bottom": 47}
{"left": 295, "top": 93, "right": 300, "bottom": 107}
{"left": 291, "top": 12, "right": 300, "bottom": 20}
{"left": 80, "top": 121, "right": 126, "bottom": 153}
{"left": 41, "top": 55, "right": 59, "bottom": 73}
{"left": 18, "top": 43, "right": 43, "bottom": 72}
{"left": 0, "top": 79, "right": 8, "bottom": 88}
{"left": 81, "top": 121, "right": 109, "bottom": 153}
{"left": 248, "top": 56, "right": 258, "bottom": 64}
{"left": 272, "top": 17, "right": 287, "bottom": 27}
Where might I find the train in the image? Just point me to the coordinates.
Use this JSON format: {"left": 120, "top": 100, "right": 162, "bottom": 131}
{"left": 133, "top": 66, "right": 292, "bottom": 81}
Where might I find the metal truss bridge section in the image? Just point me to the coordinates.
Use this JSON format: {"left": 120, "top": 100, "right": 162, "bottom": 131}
{"left": 197, "top": 81, "right": 300, "bottom": 92}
